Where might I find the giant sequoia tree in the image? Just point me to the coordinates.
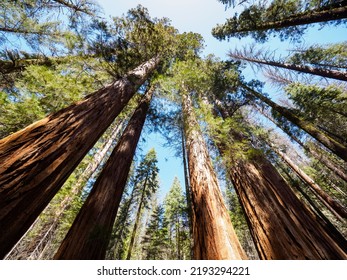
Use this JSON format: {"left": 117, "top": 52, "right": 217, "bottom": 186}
{"left": 1, "top": 1, "right": 346, "bottom": 260}
{"left": 54, "top": 86, "right": 155, "bottom": 259}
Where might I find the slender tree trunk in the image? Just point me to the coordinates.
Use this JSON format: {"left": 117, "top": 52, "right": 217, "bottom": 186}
{"left": 257, "top": 107, "right": 347, "bottom": 184}
{"left": 244, "top": 85, "right": 347, "bottom": 162}
{"left": 212, "top": 101, "right": 347, "bottom": 259}
{"left": 277, "top": 162, "right": 343, "bottom": 231}
{"left": 110, "top": 185, "right": 136, "bottom": 259}
{"left": 274, "top": 148, "right": 347, "bottom": 220}
{"left": 0, "top": 57, "right": 159, "bottom": 259}
{"left": 126, "top": 177, "right": 148, "bottom": 260}
{"left": 176, "top": 216, "right": 181, "bottom": 260}
{"left": 230, "top": 53, "right": 347, "bottom": 81}
{"left": 181, "top": 91, "right": 247, "bottom": 260}
{"left": 52, "top": 86, "right": 154, "bottom": 259}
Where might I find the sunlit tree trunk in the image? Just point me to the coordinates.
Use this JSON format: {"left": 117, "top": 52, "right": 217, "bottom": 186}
{"left": 54, "top": 86, "right": 154, "bottom": 259}
{"left": 0, "top": 57, "right": 159, "bottom": 259}
{"left": 182, "top": 91, "right": 247, "bottom": 260}
{"left": 244, "top": 85, "right": 347, "bottom": 162}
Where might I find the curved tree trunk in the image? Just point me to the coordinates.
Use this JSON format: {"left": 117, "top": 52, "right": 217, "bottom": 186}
{"left": 182, "top": 91, "right": 247, "bottom": 260}
{"left": 0, "top": 56, "right": 160, "bottom": 259}
{"left": 244, "top": 85, "right": 347, "bottom": 162}
{"left": 212, "top": 101, "right": 347, "bottom": 259}
{"left": 54, "top": 86, "right": 154, "bottom": 260}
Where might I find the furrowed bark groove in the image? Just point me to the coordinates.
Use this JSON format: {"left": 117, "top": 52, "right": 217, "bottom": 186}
{"left": 182, "top": 91, "right": 247, "bottom": 260}
{"left": 0, "top": 57, "right": 160, "bottom": 259}
{"left": 54, "top": 86, "right": 154, "bottom": 260}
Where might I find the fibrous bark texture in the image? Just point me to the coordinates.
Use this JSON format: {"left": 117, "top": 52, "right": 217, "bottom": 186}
{"left": 182, "top": 92, "right": 247, "bottom": 260}
{"left": 54, "top": 86, "right": 154, "bottom": 260}
{"left": 0, "top": 57, "right": 159, "bottom": 259}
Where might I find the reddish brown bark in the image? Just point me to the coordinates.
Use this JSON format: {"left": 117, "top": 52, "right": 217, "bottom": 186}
{"left": 228, "top": 155, "right": 347, "bottom": 259}
{"left": 275, "top": 148, "right": 347, "bottom": 220}
{"left": 54, "top": 86, "right": 154, "bottom": 260}
{"left": 244, "top": 85, "right": 347, "bottom": 162}
{"left": 213, "top": 101, "right": 347, "bottom": 259}
{"left": 0, "top": 57, "right": 160, "bottom": 259}
{"left": 182, "top": 92, "right": 247, "bottom": 260}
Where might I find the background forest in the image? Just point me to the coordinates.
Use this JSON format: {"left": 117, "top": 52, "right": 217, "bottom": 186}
{"left": 0, "top": 0, "right": 346, "bottom": 260}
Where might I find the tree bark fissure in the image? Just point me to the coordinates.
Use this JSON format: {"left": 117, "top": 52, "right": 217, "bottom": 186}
{"left": 0, "top": 56, "right": 160, "bottom": 259}
{"left": 182, "top": 91, "right": 247, "bottom": 260}
{"left": 212, "top": 100, "right": 347, "bottom": 259}
{"left": 53, "top": 86, "right": 154, "bottom": 260}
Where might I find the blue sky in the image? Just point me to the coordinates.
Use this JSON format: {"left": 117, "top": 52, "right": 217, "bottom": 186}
{"left": 96, "top": 0, "right": 347, "bottom": 199}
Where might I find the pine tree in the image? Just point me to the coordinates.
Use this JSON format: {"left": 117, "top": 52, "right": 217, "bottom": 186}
{"left": 141, "top": 204, "right": 169, "bottom": 260}
{"left": 126, "top": 148, "right": 160, "bottom": 260}
{"left": 164, "top": 177, "right": 191, "bottom": 259}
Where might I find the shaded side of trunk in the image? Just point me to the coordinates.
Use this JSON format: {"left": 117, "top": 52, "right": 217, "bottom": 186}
{"left": 275, "top": 149, "right": 347, "bottom": 220}
{"left": 181, "top": 126, "right": 193, "bottom": 244}
{"left": 213, "top": 102, "right": 347, "bottom": 259}
{"left": 227, "top": 152, "right": 347, "bottom": 259}
{"left": 0, "top": 57, "right": 159, "bottom": 259}
{"left": 244, "top": 85, "right": 347, "bottom": 162}
{"left": 34, "top": 121, "right": 125, "bottom": 259}
{"left": 257, "top": 108, "right": 347, "bottom": 184}
{"left": 54, "top": 87, "right": 154, "bottom": 260}
{"left": 182, "top": 92, "right": 247, "bottom": 260}
{"left": 230, "top": 54, "right": 347, "bottom": 81}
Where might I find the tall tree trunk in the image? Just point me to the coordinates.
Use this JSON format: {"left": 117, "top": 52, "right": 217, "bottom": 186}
{"left": 181, "top": 126, "right": 193, "bottom": 246}
{"left": 126, "top": 178, "right": 147, "bottom": 260}
{"left": 244, "top": 85, "right": 347, "bottom": 162}
{"left": 229, "top": 53, "right": 347, "bottom": 81}
{"left": 276, "top": 161, "right": 343, "bottom": 231}
{"left": 274, "top": 147, "right": 347, "bottom": 220}
{"left": 257, "top": 108, "right": 347, "bottom": 185}
{"left": 0, "top": 57, "right": 159, "bottom": 259}
{"left": 213, "top": 3, "right": 347, "bottom": 40}
{"left": 213, "top": 101, "right": 347, "bottom": 259}
{"left": 36, "top": 120, "right": 126, "bottom": 259}
{"left": 5, "top": 119, "right": 124, "bottom": 260}
{"left": 109, "top": 184, "right": 136, "bottom": 259}
{"left": 181, "top": 91, "right": 247, "bottom": 260}
{"left": 53, "top": 86, "right": 154, "bottom": 259}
